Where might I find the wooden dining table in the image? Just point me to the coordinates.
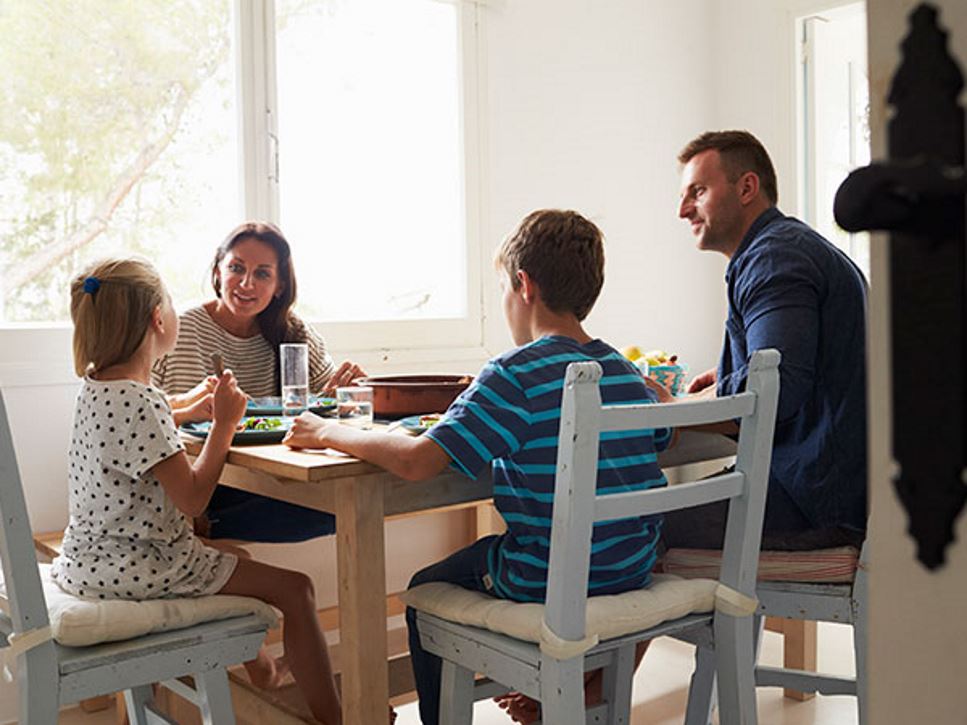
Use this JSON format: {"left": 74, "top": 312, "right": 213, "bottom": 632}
{"left": 183, "top": 429, "right": 737, "bottom": 725}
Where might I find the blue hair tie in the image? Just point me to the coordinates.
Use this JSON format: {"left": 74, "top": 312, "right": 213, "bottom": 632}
{"left": 83, "top": 276, "right": 101, "bottom": 294}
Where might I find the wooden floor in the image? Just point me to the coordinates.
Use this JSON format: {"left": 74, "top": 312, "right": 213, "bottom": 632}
{"left": 55, "top": 623, "right": 858, "bottom": 725}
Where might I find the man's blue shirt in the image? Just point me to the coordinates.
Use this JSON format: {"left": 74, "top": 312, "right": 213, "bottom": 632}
{"left": 717, "top": 207, "right": 868, "bottom": 532}
{"left": 427, "top": 335, "right": 671, "bottom": 602}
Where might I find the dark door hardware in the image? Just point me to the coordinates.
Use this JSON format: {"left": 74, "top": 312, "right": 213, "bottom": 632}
{"left": 834, "top": 3, "right": 965, "bottom": 570}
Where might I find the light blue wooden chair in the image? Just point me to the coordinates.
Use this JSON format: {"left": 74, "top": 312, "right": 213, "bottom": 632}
{"left": 405, "top": 349, "right": 781, "bottom": 724}
{"left": 682, "top": 540, "right": 869, "bottom": 725}
{"left": 0, "top": 389, "right": 269, "bottom": 724}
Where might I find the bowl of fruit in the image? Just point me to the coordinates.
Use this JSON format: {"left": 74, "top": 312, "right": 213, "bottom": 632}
{"left": 620, "top": 347, "right": 688, "bottom": 397}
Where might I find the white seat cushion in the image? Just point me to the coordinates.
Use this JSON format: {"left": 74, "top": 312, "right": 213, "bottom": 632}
{"left": 1, "top": 564, "right": 277, "bottom": 648}
{"left": 402, "top": 574, "right": 749, "bottom": 658}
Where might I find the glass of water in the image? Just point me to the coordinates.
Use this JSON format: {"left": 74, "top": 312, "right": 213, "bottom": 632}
{"left": 280, "top": 343, "right": 309, "bottom": 416}
{"left": 336, "top": 386, "right": 374, "bottom": 430}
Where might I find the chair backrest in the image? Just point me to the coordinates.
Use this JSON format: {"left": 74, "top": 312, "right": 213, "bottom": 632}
{"left": 543, "top": 349, "right": 780, "bottom": 647}
{"left": 0, "top": 389, "right": 51, "bottom": 637}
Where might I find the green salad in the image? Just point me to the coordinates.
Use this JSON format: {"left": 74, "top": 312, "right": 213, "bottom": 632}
{"left": 237, "top": 417, "right": 283, "bottom": 432}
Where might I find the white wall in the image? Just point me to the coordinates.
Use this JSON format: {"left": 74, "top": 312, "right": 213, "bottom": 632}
{"left": 0, "top": 1, "right": 769, "bottom": 720}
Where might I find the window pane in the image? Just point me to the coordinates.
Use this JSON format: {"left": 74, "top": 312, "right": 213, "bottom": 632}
{"left": 0, "top": 0, "right": 238, "bottom": 323}
{"left": 276, "top": 0, "right": 466, "bottom": 323}
{"left": 801, "top": 3, "right": 871, "bottom": 277}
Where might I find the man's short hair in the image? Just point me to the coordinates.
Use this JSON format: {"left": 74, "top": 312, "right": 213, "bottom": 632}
{"left": 678, "top": 130, "right": 778, "bottom": 204}
{"left": 495, "top": 209, "right": 605, "bottom": 321}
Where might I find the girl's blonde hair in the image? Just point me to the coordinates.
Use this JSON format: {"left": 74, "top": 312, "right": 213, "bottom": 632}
{"left": 70, "top": 257, "right": 165, "bottom": 377}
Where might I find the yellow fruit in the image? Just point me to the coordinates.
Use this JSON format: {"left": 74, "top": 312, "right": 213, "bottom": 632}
{"left": 620, "top": 345, "right": 642, "bottom": 362}
{"left": 644, "top": 349, "right": 669, "bottom": 364}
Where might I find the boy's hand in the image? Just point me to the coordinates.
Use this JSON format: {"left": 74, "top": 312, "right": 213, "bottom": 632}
{"left": 179, "top": 393, "right": 214, "bottom": 424}
{"left": 212, "top": 370, "right": 247, "bottom": 428}
{"left": 643, "top": 376, "right": 675, "bottom": 404}
{"left": 283, "top": 411, "right": 331, "bottom": 449}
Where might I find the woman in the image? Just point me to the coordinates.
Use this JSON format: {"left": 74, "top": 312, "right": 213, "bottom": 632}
{"left": 153, "top": 221, "right": 364, "bottom": 542}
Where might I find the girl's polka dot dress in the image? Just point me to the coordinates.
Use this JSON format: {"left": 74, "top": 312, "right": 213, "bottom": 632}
{"left": 51, "top": 378, "right": 237, "bottom": 600}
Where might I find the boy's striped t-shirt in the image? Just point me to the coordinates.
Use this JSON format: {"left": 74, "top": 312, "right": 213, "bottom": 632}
{"left": 426, "top": 335, "right": 671, "bottom": 602}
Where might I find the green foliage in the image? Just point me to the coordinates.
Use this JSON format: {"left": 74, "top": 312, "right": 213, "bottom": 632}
{"left": 0, "top": 0, "right": 231, "bottom": 321}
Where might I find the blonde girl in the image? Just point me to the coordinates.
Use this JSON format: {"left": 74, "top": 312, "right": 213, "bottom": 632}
{"left": 52, "top": 257, "right": 341, "bottom": 724}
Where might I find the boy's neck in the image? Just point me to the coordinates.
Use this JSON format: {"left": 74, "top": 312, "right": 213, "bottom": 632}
{"left": 528, "top": 308, "right": 593, "bottom": 346}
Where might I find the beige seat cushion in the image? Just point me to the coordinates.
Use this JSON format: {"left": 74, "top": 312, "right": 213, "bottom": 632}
{"left": 402, "top": 574, "right": 755, "bottom": 659}
{"left": 0, "top": 564, "right": 277, "bottom": 648}
{"left": 661, "top": 546, "right": 860, "bottom": 583}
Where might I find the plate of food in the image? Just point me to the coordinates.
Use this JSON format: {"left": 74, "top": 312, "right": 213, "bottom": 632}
{"left": 398, "top": 413, "right": 445, "bottom": 435}
{"left": 180, "top": 416, "right": 294, "bottom": 445}
{"left": 246, "top": 396, "right": 337, "bottom": 416}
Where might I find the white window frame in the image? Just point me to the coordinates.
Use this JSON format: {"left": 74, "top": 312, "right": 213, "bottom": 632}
{"left": 236, "top": 0, "right": 486, "bottom": 356}
{"left": 0, "top": 0, "right": 488, "bottom": 387}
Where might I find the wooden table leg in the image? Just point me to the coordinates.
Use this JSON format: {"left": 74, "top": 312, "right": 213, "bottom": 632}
{"left": 472, "top": 501, "right": 505, "bottom": 540}
{"left": 767, "top": 617, "right": 817, "bottom": 701}
{"left": 335, "top": 475, "right": 388, "bottom": 725}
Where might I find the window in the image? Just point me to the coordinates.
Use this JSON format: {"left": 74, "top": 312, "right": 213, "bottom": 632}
{"left": 0, "top": 0, "right": 481, "bottom": 352}
{"left": 0, "top": 1, "right": 239, "bottom": 322}
{"left": 797, "top": 2, "right": 871, "bottom": 276}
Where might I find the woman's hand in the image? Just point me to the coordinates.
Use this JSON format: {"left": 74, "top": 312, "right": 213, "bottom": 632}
{"left": 322, "top": 360, "right": 367, "bottom": 394}
{"left": 169, "top": 375, "right": 218, "bottom": 410}
{"left": 687, "top": 367, "right": 717, "bottom": 394}
{"left": 177, "top": 393, "right": 214, "bottom": 424}
{"left": 212, "top": 370, "right": 247, "bottom": 429}
{"left": 282, "top": 411, "right": 331, "bottom": 449}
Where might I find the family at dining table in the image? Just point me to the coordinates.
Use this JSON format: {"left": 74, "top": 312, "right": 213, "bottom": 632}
{"left": 49, "top": 129, "right": 867, "bottom": 725}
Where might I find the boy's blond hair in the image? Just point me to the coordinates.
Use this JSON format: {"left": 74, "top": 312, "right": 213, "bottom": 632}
{"left": 70, "top": 258, "right": 165, "bottom": 377}
{"left": 495, "top": 209, "right": 605, "bottom": 321}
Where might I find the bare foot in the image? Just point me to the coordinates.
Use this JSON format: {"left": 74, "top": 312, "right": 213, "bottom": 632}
{"left": 494, "top": 692, "right": 540, "bottom": 724}
{"left": 493, "top": 669, "right": 604, "bottom": 723}
{"left": 244, "top": 650, "right": 291, "bottom": 690}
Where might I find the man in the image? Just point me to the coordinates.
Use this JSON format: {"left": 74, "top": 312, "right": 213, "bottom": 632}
{"left": 665, "top": 130, "right": 867, "bottom": 549}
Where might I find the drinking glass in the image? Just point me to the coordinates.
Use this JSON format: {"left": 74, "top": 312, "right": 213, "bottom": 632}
{"left": 336, "top": 386, "right": 374, "bottom": 430}
{"left": 280, "top": 343, "right": 309, "bottom": 416}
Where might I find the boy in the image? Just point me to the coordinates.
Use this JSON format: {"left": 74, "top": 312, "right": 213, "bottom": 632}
{"left": 284, "top": 209, "right": 672, "bottom": 724}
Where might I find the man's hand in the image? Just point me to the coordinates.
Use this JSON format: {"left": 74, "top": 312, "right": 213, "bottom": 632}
{"left": 323, "top": 360, "right": 367, "bottom": 395}
{"left": 283, "top": 411, "right": 331, "bottom": 449}
{"left": 687, "top": 367, "right": 717, "bottom": 394}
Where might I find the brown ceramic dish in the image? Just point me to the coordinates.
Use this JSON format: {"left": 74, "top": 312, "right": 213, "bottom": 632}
{"left": 353, "top": 374, "right": 473, "bottom": 418}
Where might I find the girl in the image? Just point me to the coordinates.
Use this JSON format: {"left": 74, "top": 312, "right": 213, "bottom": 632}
{"left": 51, "top": 257, "right": 342, "bottom": 724}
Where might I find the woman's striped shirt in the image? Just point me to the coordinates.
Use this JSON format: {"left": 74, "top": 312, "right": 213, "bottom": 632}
{"left": 426, "top": 335, "right": 671, "bottom": 603}
{"left": 151, "top": 305, "right": 334, "bottom": 397}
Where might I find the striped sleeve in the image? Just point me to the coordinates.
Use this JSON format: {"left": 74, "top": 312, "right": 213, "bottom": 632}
{"left": 426, "top": 361, "right": 530, "bottom": 479}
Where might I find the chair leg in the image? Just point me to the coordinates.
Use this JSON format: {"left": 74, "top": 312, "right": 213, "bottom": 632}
{"left": 123, "top": 684, "right": 156, "bottom": 725}
{"left": 439, "top": 659, "right": 475, "bottom": 725}
{"left": 853, "top": 560, "right": 869, "bottom": 725}
{"left": 713, "top": 613, "right": 758, "bottom": 725}
{"left": 195, "top": 668, "right": 237, "bottom": 725}
{"left": 684, "top": 644, "right": 716, "bottom": 725}
{"left": 539, "top": 655, "right": 585, "bottom": 725}
{"left": 600, "top": 643, "right": 636, "bottom": 724}
{"left": 18, "top": 645, "right": 61, "bottom": 725}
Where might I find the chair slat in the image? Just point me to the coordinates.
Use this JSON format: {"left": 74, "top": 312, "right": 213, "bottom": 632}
{"left": 593, "top": 472, "right": 745, "bottom": 522}
{"left": 599, "top": 393, "right": 755, "bottom": 432}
